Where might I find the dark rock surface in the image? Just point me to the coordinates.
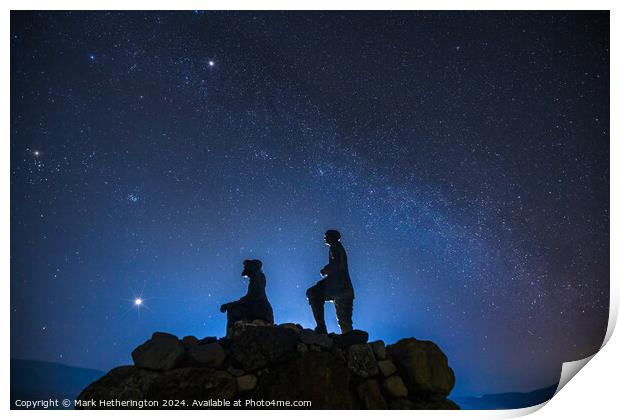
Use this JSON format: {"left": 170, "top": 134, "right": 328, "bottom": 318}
{"left": 357, "top": 379, "right": 387, "bottom": 409}
{"left": 369, "top": 340, "right": 386, "bottom": 360}
{"left": 78, "top": 321, "right": 458, "bottom": 410}
{"left": 186, "top": 342, "right": 226, "bottom": 368}
{"left": 131, "top": 332, "right": 185, "bottom": 371}
{"left": 347, "top": 344, "right": 378, "bottom": 378}
{"left": 229, "top": 323, "right": 298, "bottom": 371}
{"left": 332, "top": 329, "right": 368, "bottom": 348}
{"left": 386, "top": 338, "right": 456, "bottom": 399}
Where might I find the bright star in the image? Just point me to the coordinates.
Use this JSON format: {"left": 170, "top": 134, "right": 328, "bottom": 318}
{"left": 33, "top": 150, "right": 40, "bottom": 157}
{"left": 134, "top": 298, "right": 143, "bottom": 306}
{"left": 208, "top": 60, "right": 215, "bottom": 67}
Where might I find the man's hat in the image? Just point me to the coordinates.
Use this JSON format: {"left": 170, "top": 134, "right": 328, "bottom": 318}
{"left": 325, "top": 229, "right": 341, "bottom": 240}
{"left": 243, "top": 259, "right": 262, "bottom": 270}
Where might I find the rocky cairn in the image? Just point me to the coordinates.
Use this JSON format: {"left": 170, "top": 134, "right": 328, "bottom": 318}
{"left": 77, "top": 321, "right": 458, "bottom": 409}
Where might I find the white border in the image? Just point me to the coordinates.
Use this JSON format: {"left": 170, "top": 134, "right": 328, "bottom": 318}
{"left": 3, "top": 1, "right": 617, "bottom": 419}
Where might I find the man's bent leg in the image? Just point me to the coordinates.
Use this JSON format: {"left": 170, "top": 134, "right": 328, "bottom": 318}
{"left": 306, "top": 282, "right": 327, "bottom": 334}
{"left": 335, "top": 297, "right": 354, "bottom": 334}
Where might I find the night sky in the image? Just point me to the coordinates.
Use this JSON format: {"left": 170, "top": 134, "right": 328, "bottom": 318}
{"left": 10, "top": 11, "right": 609, "bottom": 397}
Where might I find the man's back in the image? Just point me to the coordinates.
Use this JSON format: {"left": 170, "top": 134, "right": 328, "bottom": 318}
{"left": 326, "top": 241, "right": 354, "bottom": 297}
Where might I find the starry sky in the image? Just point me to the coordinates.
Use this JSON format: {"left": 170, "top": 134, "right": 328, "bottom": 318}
{"left": 10, "top": 11, "right": 609, "bottom": 397}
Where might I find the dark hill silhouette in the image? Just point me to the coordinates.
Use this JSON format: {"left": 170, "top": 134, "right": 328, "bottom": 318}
{"left": 11, "top": 359, "right": 104, "bottom": 409}
{"left": 77, "top": 321, "right": 459, "bottom": 409}
{"left": 452, "top": 384, "right": 558, "bottom": 409}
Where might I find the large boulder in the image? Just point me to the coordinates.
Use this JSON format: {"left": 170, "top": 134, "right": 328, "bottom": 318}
{"left": 347, "top": 344, "right": 378, "bottom": 378}
{"left": 186, "top": 342, "right": 226, "bottom": 368}
{"left": 131, "top": 332, "right": 185, "bottom": 371}
{"left": 386, "top": 338, "right": 455, "bottom": 398}
{"left": 230, "top": 325, "right": 298, "bottom": 371}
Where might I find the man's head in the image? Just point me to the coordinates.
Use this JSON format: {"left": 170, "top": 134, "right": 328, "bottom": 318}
{"left": 324, "top": 229, "right": 341, "bottom": 245}
{"left": 242, "top": 259, "right": 262, "bottom": 277}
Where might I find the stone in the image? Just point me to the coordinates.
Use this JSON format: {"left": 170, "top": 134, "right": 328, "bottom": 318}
{"left": 329, "top": 345, "right": 346, "bottom": 363}
{"left": 251, "top": 319, "right": 269, "bottom": 326}
{"left": 79, "top": 329, "right": 459, "bottom": 410}
{"left": 257, "top": 367, "right": 270, "bottom": 376}
{"left": 369, "top": 340, "right": 386, "bottom": 360}
{"left": 197, "top": 336, "right": 218, "bottom": 345}
{"left": 217, "top": 337, "right": 232, "bottom": 349}
{"left": 347, "top": 344, "right": 378, "bottom": 378}
{"left": 236, "top": 374, "right": 258, "bottom": 392}
{"left": 333, "top": 329, "right": 369, "bottom": 348}
{"left": 383, "top": 375, "right": 408, "bottom": 398}
{"left": 356, "top": 379, "right": 387, "bottom": 409}
{"left": 227, "top": 366, "right": 245, "bottom": 377}
{"left": 131, "top": 332, "right": 185, "bottom": 371}
{"left": 386, "top": 338, "right": 456, "bottom": 398}
{"left": 230, "top": 325, "right": 298, "bottom": 371}
{"left": 181, "top": 336, "right": 199, "bottom": 347}
{"left": 187, "top": 342, "right": 226, "bottom": 368}
{"left": 231, "top": 320, "right": 253, "bottom": 336}
{"left": 278, "top": 323, "right": 303, "bottom": 333}
{"left": 300, "top": 329, "right": 333, "bottom": 348}
{"left": 378, "top": 359, "right": 397, "bottom": 377}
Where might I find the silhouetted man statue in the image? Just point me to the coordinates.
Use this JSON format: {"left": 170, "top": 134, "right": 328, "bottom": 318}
{"left": 306, "top": 230, "right": 355, "bottom": 334}
{"left": 220, "top": 259, "right": 274, "bottom": 337}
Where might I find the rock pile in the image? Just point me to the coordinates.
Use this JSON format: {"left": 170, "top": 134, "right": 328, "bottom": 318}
{"left": 77, "top": 321, "right": 459, "bottom": 409}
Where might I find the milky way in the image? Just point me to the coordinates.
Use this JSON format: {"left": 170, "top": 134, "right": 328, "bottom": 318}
{"left": 10, "top": 11, "right": 609, "bottom": 395}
